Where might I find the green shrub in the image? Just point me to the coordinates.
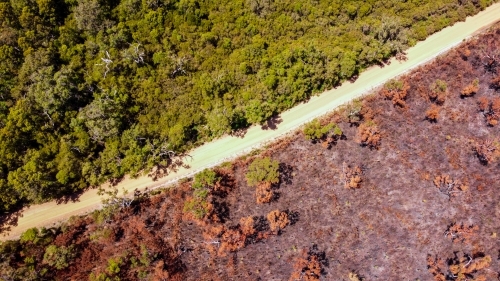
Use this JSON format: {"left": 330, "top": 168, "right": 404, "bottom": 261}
{"left": 139, "top": 244, "right": 152, "bottom": 267}
{"left": 89, "top": 272, "right": 110, "bottom": 281}
{"left": 24, "top": 256, "right": 36, "bottom": 269}
{"left": 92, "top": 204, "right": 118, "bottom": 225}
{"left": 106, "top": 257, "right": 122, "bottom": 275}
{"left": 431, "top": 79, "right": 448, "bottom": 93}
{"left": 192, "top": 168, "right": 219, "bottom": 190}
{"left": 191, "top": 168, "right": 221, "bottom": 199}
{"left": 332, "top": 126, "right": 343, "bottom": 137}
{"left": 183, "top": 168, "right": 222, "bottom": 219}
{"left": 20, "top": 228, "right": 39, "bottom": 244}
{"left": 183, "top": 198, "right": 211, "bottom": 219}
{"left": 89, "top": 228, "right": 113, "bottom": 241}
{"left": 429, "top": 79, "right": 449, "bottom": 104}
{"left": 384, "top": 79, "right": 404, "bottom": 91}
{"left": 138, "top": 270, "right": 148, "bottom": 279}
{"left": 43, "top": 245, "right": 75, "bottom": 270}
{"left": 303, "top": 120, "right": 334, "bottom": 140}
{"left": 246, "top": 157, "right": 280, "bottom": 187}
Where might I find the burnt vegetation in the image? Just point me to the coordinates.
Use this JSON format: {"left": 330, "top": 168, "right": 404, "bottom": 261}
{"left": 3, "top": 20, "right": 500, "bottom": 281}
{"left": 1, "top": 0, "right": 495, "bottom": 212}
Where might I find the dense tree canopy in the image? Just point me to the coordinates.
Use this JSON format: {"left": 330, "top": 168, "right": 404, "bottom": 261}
{"left": 0, "top": 0, "right": 494, "bottom": 211}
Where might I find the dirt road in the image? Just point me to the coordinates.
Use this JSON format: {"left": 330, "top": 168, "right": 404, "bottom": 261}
{"left": 2, "top": 3, "right": 500, "bottom": 240}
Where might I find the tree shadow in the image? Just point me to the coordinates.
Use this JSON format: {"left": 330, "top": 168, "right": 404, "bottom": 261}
{"left": 109, "top": 176, "right": 125, "bottom": 186}
{"left": 244, "top": 216, "right": 270, "bottom": 245}
{"left": 286, "top": 210, "right": 300, "bottom": 225}
{"left": 55, "top": 187, "right": 89, "bottom": 205}
{"left": 261, "top": 115, "right": 283, "bottom": 130}
{"left": 230, "top": 127, "right": 248, "bottom": 138}
{"left": 308, "top": 244, "right": 329, "bottom": 271}
{"left": 148, "top": 153, "right": 192, "bottom": 181}
{"left": 0, "top": 206, "right": 23, "bottom": 235}
{"left": 395, "top": 51, "right": 408, "bottom": 62}
{"left": 377, "top": 59, "right": 389, "bottom": 68}
{"left": 278, "top": 163, "right": 294, "bottom": 185}
{"left": 210, "top": 199, "right": 230, "bottom": 223}
{"left": 211, "top": 169, "right": 236, "bottom": 198}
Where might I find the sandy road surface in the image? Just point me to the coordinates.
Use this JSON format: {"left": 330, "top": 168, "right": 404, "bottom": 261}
{"left": 2, "top": 3, "right": 500, "bottom": 241}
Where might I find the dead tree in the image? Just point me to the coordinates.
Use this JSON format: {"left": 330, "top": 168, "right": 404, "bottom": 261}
{"left": 123, "top": 43, "right": 145, "bottom": 64}
{"left": 473, "top": 139, "right": 497, "bottom": 165}
{"left": 95, "top": 51, "right": 113, "bottom": 78}
{"left": 481, "top": 51, "right": 499, "bottom": 73}
{"left": 171, "top": 55, "right": 188, "bottom": 77}
{"left": 433, "top": 175, "right": 468, "bottom": 199}
{"left": 444, "top": 223, "right": 478, "bottom": 244}
{"left": 478, "top": 97, "right": 500, "bottom": 126}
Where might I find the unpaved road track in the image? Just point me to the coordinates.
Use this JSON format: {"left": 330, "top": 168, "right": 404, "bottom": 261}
{"left": 2, "top": 3, "right": 500, "bottom": 240}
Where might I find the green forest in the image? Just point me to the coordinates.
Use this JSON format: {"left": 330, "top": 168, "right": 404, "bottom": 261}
{"left": 0, "top": 0, "right": 494, "bottom": 211}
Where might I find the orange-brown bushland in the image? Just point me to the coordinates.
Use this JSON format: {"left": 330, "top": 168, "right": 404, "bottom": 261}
{"left": 477, "top": 96, "right": 489, "bottom": 111}
{"left": 267, "top": 210, "right": 289, "bottom": 234}
{"left": 382, "top": 79, "right": 410, "bottom": 108}
{"left": 289, "top": 254, "right": 322, "bottom": 281}
{"left": 427, "top": 255, "right": 446, "bottom": 281}
{"left": 346, "top": 100, "right": 375, "bottom": 125}
{"left": 255, "top": 182, "right": 274, "bottom": 204}
{"left": 491, "top": 74, "right": 500, "bottom": 90}
{"left": 432, "top": 174, "right": 468, "bottom": 199}
{"left": 425, "top": 104, "right": 440, "bottom": 122}
{"left": 289, "top": 245, "right": 328, "bottom": 281}
{"left": 239, "top": 216, "right": 256, "bottom": 236}
{"left": 341, "top": 162, "right": 363, "bottom": 189}
{"left": 460, "top": 79, "right": 479, "bottom": 97}
{"left": 212, "top": 167, "right": 236, "bottom": 196}
{"left": 203, "top": 211, "right": 291, "bottom": 257}
{"left": 219, "top": 227, "right": 246, "bottom": 255}
{"left": 477, "top": 96, "right": 500, "bottom": 126}
{"left": 356, "top": 121, "right": 381, "bottom": 149}
{"left": 427, "top": 254, "right": 492, "bottom": 281}
{"left": 473, "top": 139, "right": 498, "bottom": 164}
{"left": 444, "top": 223, "right": 478, "bottom": 244}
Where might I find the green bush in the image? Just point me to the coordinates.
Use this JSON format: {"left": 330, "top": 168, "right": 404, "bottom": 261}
{"left": 106, "top": 257, "right": 122, "bottom": 275}
{"left": 89, "top": 228, "right": 114, "bottom": 241}
{"left": 192, "top": 169, "right": 220, "bottom": 190}
{"left": 183, "top": 168, "right": 221, "bottom": 218}
{"left": 43, "top": 245, "right": 75, "bottom": 270}
{"left": 183, "top": 198, "right": 210, "bottom": 219}
{"left": 431, "top": 79, "right": 448, "bottom": 93}
{"left": 303, "top": 119, "right": 342, "bottom": 141}
{"left": 303, "top": 120, "right": 334, "bottom": 141}
{"left": 91, "top": 204, "right": 118, "bottom": 225}
{"left": 384, "top": 79, "right": 405, "bottom": 91}
{"left": 89, "top": 272, "right": 113, "bottom": 281}
{"left": 332, "top": 126, "right": 343, "bottom": 137}
{"left": 20, "top": 228, "right": 39, "bottom": 244}
{"left": 246, "top": 157, "right": 280, "bottom": 187}
{"left": 18, "top": 227, "right": 54, "bottom": 246}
